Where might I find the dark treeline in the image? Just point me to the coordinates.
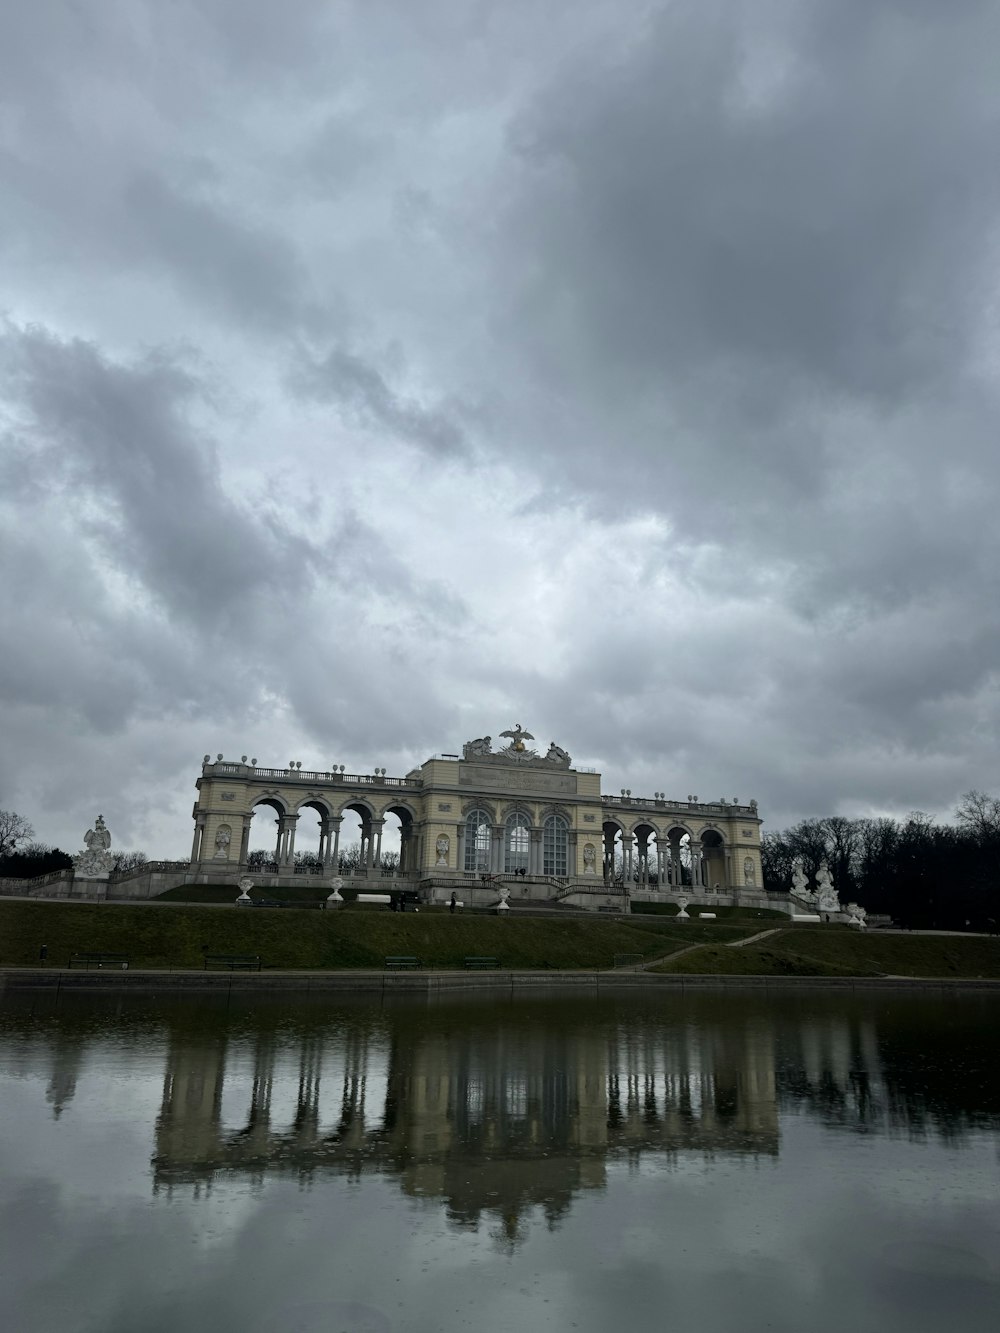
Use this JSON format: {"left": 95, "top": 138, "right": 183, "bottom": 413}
{"left": 0, "top": 843, "right": 73, "bottom": 879}
{"left": 762, "top": 792, "right": 1000, "bottom": 931}
{"left": 0, "top": 846, "right": 148, "bottom": 879}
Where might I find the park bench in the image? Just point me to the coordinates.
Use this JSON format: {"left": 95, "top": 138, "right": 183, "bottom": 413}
{"left": 384, "top": 956, "right": 422, "bottom": 970}
{"left": 68, "top": 952, "right": 129, "bottom": 970}
{"left": 204, "top": 954, "right": 262, "bottom": 971}
{"left": 463, "top": 956, "right": 501, "bottom": 970}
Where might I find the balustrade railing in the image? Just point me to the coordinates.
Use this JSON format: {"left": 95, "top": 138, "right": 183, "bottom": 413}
{"left": 204, "top": 762, "right": 422, "bottom": 788}
{"left": 110, "top": 860, "right": 187, "bottom": 881}
{"left": 601, "top": 795, "right": 756, "bottom": 816}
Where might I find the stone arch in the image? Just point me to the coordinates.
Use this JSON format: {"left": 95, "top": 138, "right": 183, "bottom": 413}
{"left": 542, "top": 811, "right": 570, "bottom": 877}
{"left": 290, "top": 796, "right": 333, "bottom": 871}
{"left": 499, "top": 800, "right": 534, "bottom": 825}
{"left": 381, "top": 801, "right": 417, "bottom": 875}
{"left": 463, "top": 806, "right": 494, "bottom": 873}
{"left": 338, "top": 796, "right": 377, "bottom": 820}
{"left": 338, "top": 799, "right": 379, "bottom": 875}
{"left": 504, "top": 809, "right": 531, "bottom": 873}
{"left": 251, "top": 793, "right": 290, "bottom": 817}
{"left": 631, "top": 820, "right": 660, "bottom": 888}
{"left": 246, "top": 795, "right": 290, "bottom": 871}
{"left": 603, "top": 818, "right": 626, "bottom": 885}
{"left": 461, "top": 798, "right": 498, "bottom": 821}
{"left": 379, "top": 798, "right": 419, "bottom": 823}
{"left": 698, "top": 827, "right": 727, "bottom": 891}
{"left": 292, "top": 794, "right": 335, "bottom": 817}
{"left": 664, "top": 823, "right": 695, "bottom": 888}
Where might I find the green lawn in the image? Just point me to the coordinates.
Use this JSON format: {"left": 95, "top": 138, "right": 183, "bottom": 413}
{"left": 651, "top": 944, "right": 868, "bottom": 977}
{"left": 653, "top": 928, "right": 1000, "bottom": 978}
{"left": 768, "top": 929, "right": 1000, "bottom": 978}
{"left": 156, "top": 883, "right": 328, "bottom": 905}
{"left": 630, "top": 901, "right": 788, "bottom": 921}
{"left": 0, "top": 899, "right": 742, "bottom": 971}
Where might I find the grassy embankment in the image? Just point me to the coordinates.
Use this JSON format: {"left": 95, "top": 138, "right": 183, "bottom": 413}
{"left": 0, "top": 899, "right": 755, "bottom": 971}
{"left": 158, "top": 883, "right": 788, "bottom": 922}
{"left": 629, "top": 901, "right": 788, "bottom": 922}
{"left": 652, "top": 928, "right": 1000, "bottom": 978}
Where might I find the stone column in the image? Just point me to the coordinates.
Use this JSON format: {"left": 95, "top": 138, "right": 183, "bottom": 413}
{"left": 456, "top": 823, "right": 466, "bottom": 874}
{"left": 493, "top": 826, "right": 505, "bottom": 874}
{"left": 238, "top": 816, "right": 252, "bottom": 869}
{"left": 567, "top": 830, "right": 578, "bottom": 878}
{"left": 373, "top": 819, "right": 384, "bottom": 875}
{"left": 331, "top": 817, "right": 342, "bottom": 872}
{"left": 190, "top": 819, "right": 204, "bottom": 867}
{"left": 528, "top": 826, "right": 544, "bottom": 879}
{"left": 283, "top": 815, "right": 299, "bottom": 867}
{"left": 274, "top": 817, "right": 285, "bottom": 868}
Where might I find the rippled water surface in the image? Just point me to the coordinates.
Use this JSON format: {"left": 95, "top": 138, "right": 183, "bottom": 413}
{"left": 1, "top": 988, "right": 998, "bottom": 1333}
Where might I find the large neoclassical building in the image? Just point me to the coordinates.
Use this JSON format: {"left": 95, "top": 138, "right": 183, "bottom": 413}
{"left": 188, "top": 725, "right": 765, "bottom": 911}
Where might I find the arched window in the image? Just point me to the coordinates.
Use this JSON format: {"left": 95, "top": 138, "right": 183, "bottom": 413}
{"left": 543, "top": 814, "right": 569, "bottom": 877}
{"left": 464, "top": 809, "right": 492, "bottom": 872}
{"left": 505, "top": 812, "right": 530, "bottom": 873}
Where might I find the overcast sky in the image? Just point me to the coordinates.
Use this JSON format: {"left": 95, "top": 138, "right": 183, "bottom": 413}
{"left": 2, "top": 1, "right": 999, "bottom": 858}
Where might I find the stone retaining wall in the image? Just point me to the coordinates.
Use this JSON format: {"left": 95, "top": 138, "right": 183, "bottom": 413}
{"left": 3, "top": 967, "right": 998, "bottom": 995}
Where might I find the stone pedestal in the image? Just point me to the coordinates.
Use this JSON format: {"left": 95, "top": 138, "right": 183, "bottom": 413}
{"left": 72, "top": 877, "right": 109, "bottom": 900}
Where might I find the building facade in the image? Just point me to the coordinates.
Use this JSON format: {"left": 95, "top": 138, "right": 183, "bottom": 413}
{"left": 189, "top": 724, "right": 765, "bottom": 911}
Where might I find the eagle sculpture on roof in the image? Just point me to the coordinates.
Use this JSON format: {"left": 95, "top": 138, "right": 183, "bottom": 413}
{"left": 499, "top": 723, "right": 534, "bottom": 753}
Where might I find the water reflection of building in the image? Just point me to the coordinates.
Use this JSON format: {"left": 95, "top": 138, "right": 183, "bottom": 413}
{"left": 45, "top": 1035, "right": 85, "bottom": 1119}
{"left": 13, "top": 992, "right": 999, "bottom": 1238}
{"left": 151, "top": 1013, "right": 779, "bottom": 1237}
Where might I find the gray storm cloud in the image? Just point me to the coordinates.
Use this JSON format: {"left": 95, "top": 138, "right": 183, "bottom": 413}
{"left": 1, "top": 0, "right": 998, "bottom": 851}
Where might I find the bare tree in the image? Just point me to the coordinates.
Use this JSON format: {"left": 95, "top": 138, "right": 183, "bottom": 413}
{"left": 955, "top": 790, "right": 1000, "bottom": 840}
{"left": 822, "top": 816, "right": 860, "bottom": 900}
{"left": 112, "top": 850, "right": 148, "bottom": 874}
{"left": 0, "top": 810, "right": 34, "bottom": 859}
{"left": 338, "top": 842, "right": 364, "bottom": 872}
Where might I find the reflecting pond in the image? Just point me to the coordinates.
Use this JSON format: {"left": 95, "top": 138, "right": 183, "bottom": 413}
{"left": 1, "top": 988, "right": 998, "bottom": 1333}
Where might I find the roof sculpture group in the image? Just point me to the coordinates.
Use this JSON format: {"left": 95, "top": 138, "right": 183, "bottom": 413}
{"left": 462, "top": 724, "right": 571, "bottom": 768}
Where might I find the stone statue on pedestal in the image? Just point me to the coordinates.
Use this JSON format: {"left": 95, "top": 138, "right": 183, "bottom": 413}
{"left": 544, "top": 742, "right": 572, "bottom": 767}
{"left": 462, "top": 736, "right": 492, "bottom": 759}
{"left": 73, "top": 815, "right": 115, "bottom": 879}
{"left": 790, "top": 857, "right": 815, "bottom": 903}
{"left": 815, "top": 861, "right": 840, "bottom": 914}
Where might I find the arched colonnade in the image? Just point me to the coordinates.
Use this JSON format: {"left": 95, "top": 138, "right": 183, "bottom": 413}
{"left": 602, "top": 820, "right": 729, "bottom": 890}
{"left": 191, "top": 794, "right": 421, "bottom": 875}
